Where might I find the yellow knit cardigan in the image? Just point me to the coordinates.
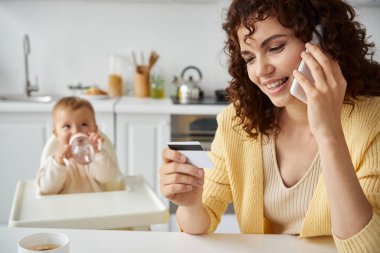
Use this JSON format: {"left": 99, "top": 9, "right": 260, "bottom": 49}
{"left": 203, "top": 97, "right": 380, "bottom": 253}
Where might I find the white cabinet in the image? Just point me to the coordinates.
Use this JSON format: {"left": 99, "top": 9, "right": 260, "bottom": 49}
{"left": 115, "top": 111, "right": 170, "bottom": 232}
{"left": 93, "top": 112, "right": 115, "bottom": 144}
{"left": 0, "top": 111, "right": 51, "bottom": 225}
{"left": 114, "top": 97, "right": 172, "bottom": 192}
{"left": 90, "top": 99, "right": 119, "bottom": 145}
{"left": 115, "top": 113, "right": 170, "bottom": 192}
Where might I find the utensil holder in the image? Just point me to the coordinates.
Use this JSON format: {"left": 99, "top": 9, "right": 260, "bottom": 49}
{"left": 134, "top": 71, "right": 150, "bottom": 97}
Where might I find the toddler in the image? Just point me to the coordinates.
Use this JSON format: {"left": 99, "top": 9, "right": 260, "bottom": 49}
{"left": 36, "top": 96, "right": 124, "bottom": 194}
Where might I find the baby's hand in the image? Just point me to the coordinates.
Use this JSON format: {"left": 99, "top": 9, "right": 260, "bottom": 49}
{"left": 88, "top": 132, "right": 104, "bottom": 152}
{"left": 54, "top": 144, "right": 71, "bottom": 165}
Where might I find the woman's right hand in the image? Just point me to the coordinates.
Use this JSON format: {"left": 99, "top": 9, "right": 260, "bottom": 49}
{"left": 160, "top": 148, "right": 205, "bottom": 207}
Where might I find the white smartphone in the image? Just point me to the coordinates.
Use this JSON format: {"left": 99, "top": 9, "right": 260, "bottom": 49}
{"left": 290, "top": 25, "right": 323, "bottom": 103}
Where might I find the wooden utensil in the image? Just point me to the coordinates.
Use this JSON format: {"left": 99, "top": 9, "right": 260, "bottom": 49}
{"left": 148, "top": 51, "right": 159, "bottom": 70}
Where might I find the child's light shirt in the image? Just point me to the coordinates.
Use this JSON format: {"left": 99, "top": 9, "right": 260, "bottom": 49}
{"left": 37, "top": 148, "right": 124, "bottom": 194}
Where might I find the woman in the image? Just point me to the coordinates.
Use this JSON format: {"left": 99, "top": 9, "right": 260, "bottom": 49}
{"left": 160, "top": 0, "right": 380, "bottom": 252}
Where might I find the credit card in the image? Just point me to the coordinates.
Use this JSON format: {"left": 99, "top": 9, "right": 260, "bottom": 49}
{"left": 167, "top": 141, "right": 214, "bottom": 169}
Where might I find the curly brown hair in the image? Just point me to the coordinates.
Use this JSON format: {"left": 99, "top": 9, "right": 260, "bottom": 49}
{"left": 223, "top": 0, "right": 380, "bottom": 139}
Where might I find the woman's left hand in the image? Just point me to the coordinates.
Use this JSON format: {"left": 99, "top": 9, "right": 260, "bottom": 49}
{"left": 293, "top": 43, "right": 347, "bottom": 140}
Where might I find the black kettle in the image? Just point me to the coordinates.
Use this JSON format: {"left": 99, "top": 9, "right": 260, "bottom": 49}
{"left": 173, "top": 66, "right": 204, "bottom": 103}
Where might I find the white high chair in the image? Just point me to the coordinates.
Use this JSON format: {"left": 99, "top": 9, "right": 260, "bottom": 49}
{"left": 40, "top": 131, "right": 124, "bottom": 191}
{"left": 8, "top": 176, "right": 169, "bottom": 230}
{"left": 8, "top": 132, "right": 169, "bottom": 230}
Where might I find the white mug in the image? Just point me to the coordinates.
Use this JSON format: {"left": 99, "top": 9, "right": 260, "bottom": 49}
{"left": 18, "top": 232, "right": 70, "bottom": 253}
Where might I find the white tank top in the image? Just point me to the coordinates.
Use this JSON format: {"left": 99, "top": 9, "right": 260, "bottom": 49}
{"left": 263, "top": 137, "right": 321, "bottom": 235}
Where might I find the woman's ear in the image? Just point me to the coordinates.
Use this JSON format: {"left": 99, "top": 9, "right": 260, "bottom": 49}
{"left": 52, "top": 128, "right": 57, "bottom": 137}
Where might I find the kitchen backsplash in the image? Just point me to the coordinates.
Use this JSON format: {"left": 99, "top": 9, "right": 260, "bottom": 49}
{"left": 0, "top": 1, "right": 379, "bottom": 97}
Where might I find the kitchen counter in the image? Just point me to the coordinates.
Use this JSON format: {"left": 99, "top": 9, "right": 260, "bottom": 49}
{"left": 0, "top": 100, "right": 55, "bottom": 113}
{"left": 0, "top": 227, "right": 338, "bottom": 253}
{"left": 0, "top": 96, "right": 228, "bottom": 115}
{"left": 115, "top": 97, "right": 228, "bottom": 115}
{"left": 0, "top": 96, "right": 119, "bottom": 113}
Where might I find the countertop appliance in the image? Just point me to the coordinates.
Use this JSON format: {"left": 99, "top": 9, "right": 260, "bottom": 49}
{"left": 173, "top": 66, "right": 204, "bottom": 103}
{"left": 170, "top": 114, "right": 217, "bottom": 214}
{"left": 170, "top": 113, "right": 234, "bottom": 215}
{"left": 171, "top": 96, "right": 229, "bottom": 105}
{"left": 171, "top": 114, "right": 217, "bottom": 151}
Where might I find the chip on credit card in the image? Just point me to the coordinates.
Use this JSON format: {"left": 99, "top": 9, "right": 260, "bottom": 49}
{"left": 167, "top": 141, "right": 215, "bottom": 169}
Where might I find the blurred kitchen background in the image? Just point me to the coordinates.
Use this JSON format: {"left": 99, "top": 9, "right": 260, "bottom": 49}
{"left": 1, "top": 0, "right": 378, "bottom": 97}
{"left": 0, "top": 0, "right": 379, "bottom": 232}
{"left": 0, "top": 0, "right": 233, "bottom": 97}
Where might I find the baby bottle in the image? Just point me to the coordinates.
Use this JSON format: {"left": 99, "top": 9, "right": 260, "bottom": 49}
{"left": 69, "top": 133, "right": 95, "bottom": 165}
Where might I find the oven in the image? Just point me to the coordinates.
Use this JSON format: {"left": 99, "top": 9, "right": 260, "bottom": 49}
{"left": 170, "top": 114, "right": 217, "bottom": 151}
{"left": 169, "top": 99, "right": 234, "bottom": 215}
{"left": 169, "top": 114, "right": 217, "bottom": 214}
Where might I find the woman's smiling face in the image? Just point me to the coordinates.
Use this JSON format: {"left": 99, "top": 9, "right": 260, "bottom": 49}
{"left": 238, "top": 16, "right": 306, "bottom": 107}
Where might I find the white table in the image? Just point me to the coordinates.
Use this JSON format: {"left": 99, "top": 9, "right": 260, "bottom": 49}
{"left": 0, "top": 227, "right": 337, "bottom": 253}
{"left": 8, "top": 176, "right": 168, "bottom": 230}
